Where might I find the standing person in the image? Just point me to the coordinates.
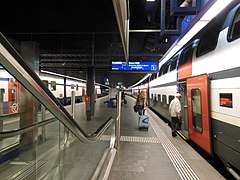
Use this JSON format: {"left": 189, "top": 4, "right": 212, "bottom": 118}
{"left": 169, "top": 93, "right": 182, "bottom": 137}
{"left": 136, "top": 90, "right": 147, "bottom": 115}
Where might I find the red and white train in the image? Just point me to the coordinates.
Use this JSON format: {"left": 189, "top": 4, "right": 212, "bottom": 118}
{"left": 0, "top": 70, "right": 105, "bottom": 115}
{"left": 132, "top": 1, "right": 240, "bottom": 176}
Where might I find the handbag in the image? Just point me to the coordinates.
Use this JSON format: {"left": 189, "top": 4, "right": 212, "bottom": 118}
{"left": 133, "top": 104, "right": 139, "bottom": 112}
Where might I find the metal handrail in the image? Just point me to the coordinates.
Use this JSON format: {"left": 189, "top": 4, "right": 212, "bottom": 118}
{"left": 0, "top": 33, "right": 115, "bottom": 144}
{"left": 0, "top": 117, "right": 114, "bottom": 139}
{"left": 0, "top": 118, "right": 56, "bottom": 138}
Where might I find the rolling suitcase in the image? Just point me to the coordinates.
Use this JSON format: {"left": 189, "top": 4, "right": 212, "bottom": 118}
{"left": 138, "top": 115, "right": 149, "bottom": 130}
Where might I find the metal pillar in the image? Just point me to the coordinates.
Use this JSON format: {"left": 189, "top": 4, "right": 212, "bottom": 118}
{"left": 64, "top": 77, "right": 67, "bottom": 105}
{"left": 115, "top": 91, "right": 122, "bottom": 149}
{"left": 86, "top": 66, "right": 95, "bottom": 120}
{"left": 41, "top": 105, "right": 46, "bottom": 141}
{"left": 71, "top": 91, "right": 75, "bottom": 119}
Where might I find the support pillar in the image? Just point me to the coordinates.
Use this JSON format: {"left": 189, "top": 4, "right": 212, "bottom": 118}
{"left": 86, "top": 66, "right": 95, "bottom": 120}
{"left": 19, "top": 41, "right": 39, "bottom": 149}
{"left": 64, "top": 77, "right": 67, "bottom": 105}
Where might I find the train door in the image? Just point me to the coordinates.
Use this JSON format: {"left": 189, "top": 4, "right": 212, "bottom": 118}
{"left": 8, "top": 81, "right": 19, "bottom": 114}
{"left": 187, "top": 74, "right": 211, "bottom": 155}
{"left": 178, "top": 82, "right": 189, "bottom": 138}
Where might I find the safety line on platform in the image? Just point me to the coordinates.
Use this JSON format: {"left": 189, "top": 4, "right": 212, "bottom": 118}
{"left": 149, "top": 115, "right": 199, "bottom": 180}
{"left": 101, "top": 135, "right": 162, "bottom": 144}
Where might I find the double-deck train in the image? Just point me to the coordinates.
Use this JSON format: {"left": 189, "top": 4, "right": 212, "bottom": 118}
{"left": 132, "top": 1, "right": 240, "bottom": 176}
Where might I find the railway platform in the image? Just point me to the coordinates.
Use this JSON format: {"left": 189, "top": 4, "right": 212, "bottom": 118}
{"left": 0, "top": 95, "right": 226, "bottom": 180}
{"left": 109, "top": 95, "right": 224, "bottom": 180}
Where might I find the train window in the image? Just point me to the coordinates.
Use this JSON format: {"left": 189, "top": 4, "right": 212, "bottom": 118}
{"left": 220, "top": 93, "right": 233, "bottom": 108}
{"left": 142, "top": 79, "right": 148, "bottom": 85}
{"left": 196, "top": 15, "right": 224, "bottom": 57}
{"left": 42, "top": 80, "right": 48, "bottom": 88}
{"left": 11, "top": 85, "right": 17, "bottom": 102}
{"left": 150, "top": 73, "right": 157, "bottom": 81}
{"left": 154, "top": 94, "right": 157, "bottom": 101}
{"left": 162, "top": 63, "right": 169, "bottom": 75}
{"left": 158, "top": 94, "right": 161, "bottom": 102}
{"left": 170, "top": 58, "right": 177, "bottom": 71}
{"left": 179, "top": 46, "right": 193, "bottom": 66}
{"left": 159, "top": 65, "right": 163, "bottom": 76}
{"left": 229, "top": 8, "right": 240, "bottom": 41}
{"left": 50, "top": 81, "right": 56, "bottom": 91}
{"left": 169, "top": 95, "right": 174, "bottom": 104}
{"left": 162, "top": 95, "right": 167, "bottom": 109}
{"left": 191, "top": 89, "right": 203, "bottom": 133}
{"left": 153, "top": 73, "right": 157, "bottom": 79}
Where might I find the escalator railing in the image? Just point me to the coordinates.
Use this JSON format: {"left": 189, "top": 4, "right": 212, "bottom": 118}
{"left": 0, "top": 33, "right": 113, "bottom": 143}
{"left": 0, "top": 32, "right": 120, "bottom": 179}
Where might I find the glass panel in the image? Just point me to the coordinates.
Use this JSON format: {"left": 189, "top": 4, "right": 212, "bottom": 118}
{"left": 162, "top": 63, "right": 169, "bottom": 75}
{"left": 170, "top": 58, "right": 177, "bottom": 71}
{"left": 63, "top": 126, "right": 111, "bottom": 180}
{"left": 0, "top": 35, "right": 116, "bottom": 179}
{"left": 0, "top": 63, "right": 112, "bottom": 179}
{"left": 169, "top": 95, "right": 174, "bottom": 104}
{"left": 229, "top": 8, "right": 240, "bottom": 41}
{"left": 179, "top": 46, "right": 193, "bottom": 66}
{"left": 162, "top": 95, "right": 167, "bottom": 109}
{"left": 0, "top": 64, "right": 62, "bottom": 179}
{"left": 153, "top": 94, "right": 157, "bottom": 107}
{"left": 157, "top": 94, "right": 162, "bottom": 107}
{"left": 191, "top": 89, "right": 203, "bottom": 133}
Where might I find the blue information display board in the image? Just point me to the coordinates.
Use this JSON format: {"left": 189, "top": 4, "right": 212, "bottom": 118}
{"left": 112, "top": 61, "right": 158, "bottom": 71}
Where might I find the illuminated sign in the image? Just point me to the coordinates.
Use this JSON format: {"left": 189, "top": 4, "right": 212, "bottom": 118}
{"left": 112, "top": 61, "right": 158, "bottom": 71}
{"left": 220, "top": 93, "right": 232, "bottom": 108}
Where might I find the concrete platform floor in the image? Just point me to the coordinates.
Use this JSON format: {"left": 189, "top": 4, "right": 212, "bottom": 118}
{"left": 110, "top": 96, "right": 224, "bottom": 180}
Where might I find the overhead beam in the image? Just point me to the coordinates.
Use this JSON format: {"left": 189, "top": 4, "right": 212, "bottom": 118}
{"left": 112, "top": 0, "right": 129, "bottom": 64}
{"left": 129, "top": 29, "right": 161, "bottom": 33}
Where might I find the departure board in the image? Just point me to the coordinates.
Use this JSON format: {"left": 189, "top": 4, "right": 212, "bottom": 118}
{"left": 112, "top": 61, "right": 158, "bottom": 71}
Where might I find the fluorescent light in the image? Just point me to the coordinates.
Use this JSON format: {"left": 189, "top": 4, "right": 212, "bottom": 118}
{"left": 41, "top": 70, "right": 86, "bottom": 82}
{"left": 146, "top": 0, "right": 155, "bottom": 2}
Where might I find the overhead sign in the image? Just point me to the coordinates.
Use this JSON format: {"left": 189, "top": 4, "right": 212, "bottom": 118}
{"left": 112, "top": 61, "right": 158, "bottom": 71}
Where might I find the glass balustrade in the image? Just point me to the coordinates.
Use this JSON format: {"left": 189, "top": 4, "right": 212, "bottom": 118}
{"left": 0, "top": 63, "right": 114, "bottom": 179}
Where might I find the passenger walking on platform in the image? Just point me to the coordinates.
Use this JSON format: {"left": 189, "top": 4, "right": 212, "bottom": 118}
{"left": 169, "top": 93, "right": 182, "bottom": 137}
{"left": 136, "top": 90, "right": 147, "bottom": 115}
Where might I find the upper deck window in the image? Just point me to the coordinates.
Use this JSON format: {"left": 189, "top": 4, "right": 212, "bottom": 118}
{"left": 229, "top": 8, "right": 240, "bottom": 41}
{"left": 170, "top": 56, "right": 177, "bottom": 71}
{"left": 179, "top": 46, "right": 193, "bottom": 66}
{"left": 162, "top": 63, "right": 169, "bottom": 75}
{"left": 159, "top": 63, "right": 169, "bottom": 76}
{"left": 196, "top": 16, "right": 224, "bottom": 57}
